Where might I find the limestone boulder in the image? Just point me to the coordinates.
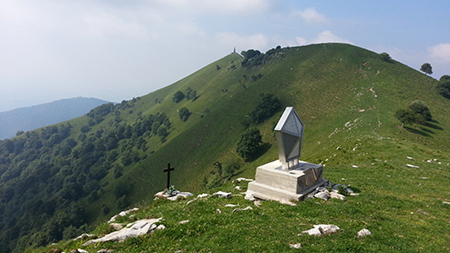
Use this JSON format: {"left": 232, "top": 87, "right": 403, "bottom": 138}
{"left": 83, "top": 218, "right": 163, "bottom": 245}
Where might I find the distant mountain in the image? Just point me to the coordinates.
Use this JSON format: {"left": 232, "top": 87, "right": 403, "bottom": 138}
{"left": 0, "top": 97, "right": 110, "bottom": 139}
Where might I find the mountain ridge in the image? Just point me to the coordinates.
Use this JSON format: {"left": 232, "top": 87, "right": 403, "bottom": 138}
{"left": 1, "top": 43, "right": 449, "bottom": 252}
{"left": 0, "top": 97, "right": 110, "bottom": 140}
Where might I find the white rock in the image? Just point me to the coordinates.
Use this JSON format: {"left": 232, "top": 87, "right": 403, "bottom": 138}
{"left": 216, "top": 209, "right": 222, "bottom": 214}
{"left": 232, "top": 206, "right": 253, "bottom": 213}
{"left": 83, "top": 218, "right": 163, "bottom": 245}
{"left": 289, "top": 243, "right": 302, "bottom": 249}
{"left": 407, "top": 156, "right": 414, "bottom": 160}
{"left": 197, "top": 193, "right": 210, "bottom": 198}
{"left": 214, "top": 191, "right": 232, "bottom": 199}
{"left": 77, "top": 249, "right": 88, "bottom": 253}
{"left": 443, "top": 201, "right": 450, "bottom": 205}
{"left": 301, "top": 224, "right": 340, "bottom": 236}
{"left": 225, "top": 204, "right": 238, "bottom": 207}
{"left": 357, "top": 228, "right": 372, "bottom": 238}
{"left": 156, "top": 224, "right": 166, "bottom": 230}
{"left": 280, "top": 199, "right": 297, "bottom": 206}
{"left": 254, "top": 200, "right": 262, "bottom": 206}
{"left": 72, "top": 233, "right": 95, "bottom": 241}
{"left": 244, "top": 190, "right": 256, "bottom": 201}
{"left": 406, "top": 164, "right": 420, "bottom": 168}
{"left": 330, "top": 192, "right": 346, "bottom": 201}
{"left": 314, "top": 191, "right": 330, "bottom": 201}
{"left": 235, "top": 186, "right": 242, "bottom": 190}
{"left": 109, "top": 223, "right": 123, "bottom": 230}
{"left": 351, "top": 165, "right": 358, "bottom": 168}
{"left": 235, "top": 177, "right": 254, "bottom": 182}
{"left": 179, "top": 220, "right": 190, "bottom": 224}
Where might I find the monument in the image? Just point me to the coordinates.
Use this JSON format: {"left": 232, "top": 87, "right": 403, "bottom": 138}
{"left": 247, "top": 107, "right": 326, "bottom": 202}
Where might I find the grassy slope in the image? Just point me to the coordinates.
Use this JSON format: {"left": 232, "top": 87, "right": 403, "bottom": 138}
{"left": 32, "top": 43, "right": 450, "bottom": 252}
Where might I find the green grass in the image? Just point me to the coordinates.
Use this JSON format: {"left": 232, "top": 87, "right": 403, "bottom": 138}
{"left": 34, "top": 145, "right": 450, "bottom": 252}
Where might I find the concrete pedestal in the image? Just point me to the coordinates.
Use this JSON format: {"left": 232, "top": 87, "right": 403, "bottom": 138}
{"left": 247, "top": 160, "right": 325, "bottom": 202}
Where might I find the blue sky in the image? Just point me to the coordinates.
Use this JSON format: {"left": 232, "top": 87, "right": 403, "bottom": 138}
{"left": 1, "top": 0, "right": 449, "bottom": 112}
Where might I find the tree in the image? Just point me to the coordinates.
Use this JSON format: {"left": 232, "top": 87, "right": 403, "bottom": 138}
{"left": 395, "top": 109, "right": 417, "bottom": 127}
{"left": 172, "top": 91, "right": 185, "bottom": 103}
{"left": 409, "top": 101, "right": 432, "bottom": 121}
{"left": 178, "top": 107, "right": 191, "bottom": 122}
{"left": 380, "top": 52, "right": 392, "bottom": 62}
{"left": 236, "top": 127, "right": 263, "bottom": 161}
{"left": 250, "top": 94, "right": 281, "bottom": 124}
{"left": 420, "top": 63, "right": 432, "bottom": 75}
{"left": 436, "top": 75, "right": 450, "bottom": 97}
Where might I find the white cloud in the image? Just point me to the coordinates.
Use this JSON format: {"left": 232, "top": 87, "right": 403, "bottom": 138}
{"left": 428, "top": 43, "right": 450, "bottom": 63}
{"left": 83, "top": 13, "right": 149, "bottom": 38}
{"left": 215, "top": 32, "right": 269, "bottom": 51}
{"left": 154, "top": 0, "right": 272, "bottom": 15}
{"left": 313, "top": 30, "right": 351, "bottom": 44}
{"left": 290, "top": 8, "right": 328, "bottom": 24}
{"left": 290, "top": 31, "right": 351, "bottom": 47}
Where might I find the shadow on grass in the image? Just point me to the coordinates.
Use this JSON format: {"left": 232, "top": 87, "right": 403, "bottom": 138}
{"left": 404, "top": 126, "right": 431, "bottom": 137}
{"left": 424, "top": 122, "right": 444, "bottom": 130}
{"left": 419, "top": 127, "right": 435, "bottom": 134}
{"left": 347, "top": 186, "right": 361, "bottom": 193}
{"left": 246, "top": 143, "right": 272, "bottom": 163}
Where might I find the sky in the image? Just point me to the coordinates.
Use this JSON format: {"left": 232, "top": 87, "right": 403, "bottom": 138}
{"left": 1, "top": 0, "right": 449, "bottom": 112}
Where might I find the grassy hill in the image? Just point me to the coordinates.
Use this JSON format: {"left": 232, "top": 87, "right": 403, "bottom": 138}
{"left": 1, "top": 43, "right": 449, "bottom": 252}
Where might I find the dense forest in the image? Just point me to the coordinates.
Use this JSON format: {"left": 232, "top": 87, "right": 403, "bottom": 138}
{"left": 0, "top": 99, "right": 173, "bottom": 252}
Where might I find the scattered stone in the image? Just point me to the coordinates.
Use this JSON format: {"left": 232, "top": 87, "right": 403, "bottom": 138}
{"left": 235, "top": 186, "right": 242, "bottom": 190}
{"left": 314, "top": 191, "right": 330, "bottom": 201}
{"left": 443, "top": 201, "right": 450, "bottom": 205}
{"left": 225, "top": 204, "right": 238, "bottom": 207}
{"left": 179, "top": 220, "right": 189, "bottom": 224}
{"left": 289, "top": 243, "right": 302, "bottom": 249}
{"left": 407, "top": 156, "right": 414, "bottom": 160}
{"left": 167, "top": 192, "right": 194, "bottom": 201}
{"left": 216, "top": 209, "right": 222, "bottom": 214}
{"left": 232, "top": 206, "right": 253, "bottom": 213}
{"left": 357, "top": 228, "right": 372, "bottom": 238}
{"left": 419, "top": 177, "right": 429, "bottom": 179}
{"left": 254, "top": 200, "right": 262, "bottom": 206}
{"left": 109, "top": 223, "right": 124, "bottom": 230}
{"left": 197, "top": 193, "right": 210, "bottom": 198}
{"left": 155, "top": 191, "right": 193, "bottom": 201}
{"left": 406, "top": 164, "right": 420, "bottom": 169}
{"left": 97, "top": 249, "right": 113, "bottom": 253}
{"left": 330, "top": 192, "right": 346, "bottom": 201}
{"left": 108, "top": 208, "right": 139, "bottom": 223}
{"left": 83, "top": 218, "right": 163, "bottom": 245}
{"left": 279, "top": 199, "right": 297, "bottom": 206}
{"left": 301, "top": 224, "right": 340, "bottom": 236}
{"left": 156, "top": 224, "right": 166, "bottom": 230}
{"left": 214, "top": 191, "right": 232, "bottom": 199}
{"left": 351, "top": 165, "right": 358, "bottom": 168}
{"left": 234, "top": 177, "right": 254, "bottom": 182}
{"left": 72, "top": 233, "right": 95, "bottom": 241}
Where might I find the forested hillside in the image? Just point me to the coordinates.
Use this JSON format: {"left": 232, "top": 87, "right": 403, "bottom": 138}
{"left": 1, "top": 43, "right": 449, "bottom": 252}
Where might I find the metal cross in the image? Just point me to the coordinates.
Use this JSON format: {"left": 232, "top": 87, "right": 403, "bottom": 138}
{"left": 163, "top": 163, "right": 175, "bottom": 189}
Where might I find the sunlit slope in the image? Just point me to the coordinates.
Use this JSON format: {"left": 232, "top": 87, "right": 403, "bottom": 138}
{"left": 86, "top": 43, "right": 449, "bottom": 222}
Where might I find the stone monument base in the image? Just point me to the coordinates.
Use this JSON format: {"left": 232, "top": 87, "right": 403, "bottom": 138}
{"left": 247, "top": 160, "right": 325, "bottom": 203}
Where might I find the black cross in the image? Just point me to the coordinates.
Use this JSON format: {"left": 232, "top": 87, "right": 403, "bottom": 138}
{"left": 163, "top": 163, "right": 175, "bottom": 189}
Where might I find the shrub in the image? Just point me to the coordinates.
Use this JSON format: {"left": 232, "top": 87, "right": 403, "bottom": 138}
{"left": 173, "top": 91, "right": 185, "bottom": 103}
{"left": 250, "top": 94, "right": 281, "bottom": 124}
{"left": 236, "top": 127, "right": 263, "bottom": 161}
{"left": 179, "top": 107, "right": 191, "bottom": 122}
